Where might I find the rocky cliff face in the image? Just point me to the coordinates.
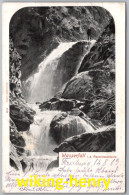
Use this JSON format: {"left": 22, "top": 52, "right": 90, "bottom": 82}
{"left": 61, "top": 19, "right": 115, "bottom": 126}
{"left": 52, "top": 41, "right": 91, "bottom": 94}
{"left": 78, "top": 18, "right": 115, "bottom": 72}
{"left": 9, "top": 39, "right": 35, "bottom": 170}
{"left": 10, "top": 6, "right": 112, "bottom": 81}
{"left": 10, "top": 39, "right": 35, "bottom": 131}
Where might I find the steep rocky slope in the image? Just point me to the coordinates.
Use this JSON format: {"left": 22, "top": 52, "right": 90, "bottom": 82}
{"left": 78, "top": 18, "right": 115, "bottom": 72}
{"left": 10, "top": 6, "right": 112, "bottom": 81}
{"left": 9, "top": 39, "right": 35, "bottom": 170}
{"left": 61, "top": 19, "right": 115, "bottom": 126}
{"left": 10, "top": 39, "right": 35, "bottom": 131}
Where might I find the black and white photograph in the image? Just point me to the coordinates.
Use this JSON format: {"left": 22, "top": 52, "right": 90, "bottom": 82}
{"left": 2, "top": 2, "right": 125, "bottom": 193}
{"left": 9, "top": 6, "right": 115, "bottom": 171}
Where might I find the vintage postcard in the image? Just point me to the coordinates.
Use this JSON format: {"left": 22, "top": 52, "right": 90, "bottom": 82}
{"left": 2, "top": 2, "right": 125, "bottom": 193}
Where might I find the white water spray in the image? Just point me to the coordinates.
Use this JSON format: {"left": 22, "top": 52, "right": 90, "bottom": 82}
{"left": 21, "top": 40, "right": 96, "bottom": 171}
{"left": 23, "top": 104, "right": 61, "bottom": 156}
{"left": 24, "top": 40, "right": 95, "bottom": 103}
{"left": 26, "top": 42, "right": 77, "bottom": 102}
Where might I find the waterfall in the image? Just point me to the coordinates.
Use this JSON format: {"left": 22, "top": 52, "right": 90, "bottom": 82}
{"left": 21, "top": 40, "right": 96, "bottom": 171}
{"left": 25, "top": 42, "right": 77, "bottom": 103}
{"left": 24, "top": 40, "right": 95, "bottom": 103}
{"left": 23, "top": 104, "right": 61, "bottom": 156}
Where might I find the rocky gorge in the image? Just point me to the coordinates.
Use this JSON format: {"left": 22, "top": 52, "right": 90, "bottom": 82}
{"left": 9, "top": 6, "right": 115, "bottom": 171}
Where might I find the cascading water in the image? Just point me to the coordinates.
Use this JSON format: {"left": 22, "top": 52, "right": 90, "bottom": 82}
{"left": 25, "top": 42, "right": 77, "bottom": 103}
{"left": 22, "top": 40, "right": 96, "bottom": 171}
{"left": 24, "top": 40, "right": 95, "bottom": 103}
{"left": 22, "top": 104, "right": 60, "bottom": 171}
{"left": 28, "top": 104, "right": 61, "bottom": 155}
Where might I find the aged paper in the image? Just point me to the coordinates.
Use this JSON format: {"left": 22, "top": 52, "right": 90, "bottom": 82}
{"left": 2, "top": 2, "right": 125, "bottom": 193}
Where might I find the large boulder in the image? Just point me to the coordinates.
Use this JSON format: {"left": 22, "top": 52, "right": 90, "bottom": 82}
{"left": 54, "top": 125, "right": 115, "bottom": 152}
{"left": 39, "top": 98, "right": 76, "bottom": 111}
{"left": 10, "top": 102, "right": 35, "bottom": 132}
{"left": 51, "top": 99, "right": 76, "bottom": 111}
{"left": 50, "top": 112, "right": 95, "bottom": 144}
{"left": 62, "top": 70, "right": 114, "bottom": 101}
{"left": 62, "top": 72, "right": 93, "bottom": 100}
{"left": 10, "top": 118, "right": 28, "bottom": 171}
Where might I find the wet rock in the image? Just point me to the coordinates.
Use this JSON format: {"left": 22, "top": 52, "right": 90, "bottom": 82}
{"left": 39, "top": 101, "right": 51, "bottom": 110}
{"left": 80, "top": 99, "right": 93, "bottom": 114}
{"left": 10, "top": 103, "right": 35, "bottom": 132}
{"left": 10, "top": 39, "right": 35, "bottom": 131}
{"left": 9, "top": 40, "right": 34, "bottom": 171}
{"left": 51, "top": 99, "right": 76, "bottom": 111}
{"left": 62, "top": 72, "right": 93, "bottom": 100}
{"left": 40, "top": 98, "right": 76, "bottom": 112}
{"left": 60, "top": 19, "right": 115, "bottom": 125}
{"left": 10, "top": 118, "right": 26, "bottom": 155}
{"left": 54, "top": 125, "right": 115, "bottom": 152}
{"left": 61, "top": 69, "right": 115, "bottom": 125}
{"left": 62, "top": 70, "right": 114, "bottom": 101}
{"left": 50, "top": 112, "right": 95, "bottom": 144}
{"left": 49, "top": 97, "right": 59, "bottom": 102}
{"left": 52, "top": 41, "right": 90, "bottom": 94}
{"left": 69, "top": 108, "right": 85, "bottom": 116}
{"left": 47, "top": 157, "right": 59, "bottom": 170}
{"left": 10, "top": 118, "right": 28, "bottom": 171}
{"left": 10, "top": 158, "right": 19, "bottom": 171}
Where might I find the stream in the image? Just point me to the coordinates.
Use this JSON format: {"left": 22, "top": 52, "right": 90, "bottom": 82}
{"left": 21, "top": 40, "right": 96, "bottom": 171}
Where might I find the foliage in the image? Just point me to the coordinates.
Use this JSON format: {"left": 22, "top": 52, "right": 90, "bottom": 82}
{"left": 90, "top": 95, "right": 115, "bottom": 125}
{"left": 9, "top": 38, "right": 22, "bottom": 99}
